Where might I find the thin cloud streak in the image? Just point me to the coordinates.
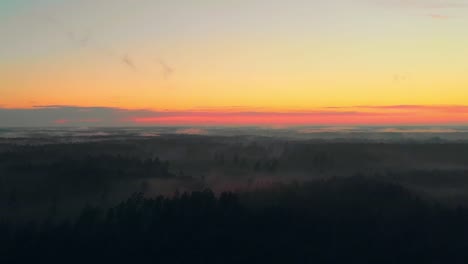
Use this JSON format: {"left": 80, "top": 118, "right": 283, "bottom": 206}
{"left": 43, "top": 16, "right": 176, "bottom": 76}
{"left": 380, "top": 0, "right": 466, "bottom": 9}
{"left": 121, "top": 54, "right": 137, "bottom": 71}
{"left": 156, "top": 59, "right": 175, "bottom": 80}
{"left": 428, "top": 14, "right": 451, "bottom": 19}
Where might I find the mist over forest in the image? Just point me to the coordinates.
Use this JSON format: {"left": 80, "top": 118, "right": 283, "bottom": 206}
{"left": 1, "top": 127, "right": 468, "bottom": 263}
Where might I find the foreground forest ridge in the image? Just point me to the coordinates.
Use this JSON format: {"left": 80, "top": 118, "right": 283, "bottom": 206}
{"left": 2, "top": 177, "right": 468, "bottom": 263}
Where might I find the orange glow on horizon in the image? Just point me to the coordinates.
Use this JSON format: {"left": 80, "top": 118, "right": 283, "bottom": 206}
{"left": 128, "top": 106, "right": 468, "bottom": 125}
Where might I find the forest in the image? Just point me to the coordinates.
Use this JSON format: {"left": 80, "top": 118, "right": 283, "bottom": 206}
{"left": 2, "top": 134, "right": 468, "bottom": 263}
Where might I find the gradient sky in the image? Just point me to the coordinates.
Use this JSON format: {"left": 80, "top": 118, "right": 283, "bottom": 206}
{"left": 1, "top": 0, "right": 468, "bottom": 126}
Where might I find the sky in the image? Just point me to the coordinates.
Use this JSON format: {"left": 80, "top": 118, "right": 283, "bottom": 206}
{"left": 1, "top": 0, "right": 468, "bottom": 126}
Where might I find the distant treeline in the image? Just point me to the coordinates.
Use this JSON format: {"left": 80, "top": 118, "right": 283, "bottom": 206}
{"left": 0, "top": 151, "right": 176, "bottom": 219}
{"left": 2, "top": 177, "right": 468, "bottom": 264}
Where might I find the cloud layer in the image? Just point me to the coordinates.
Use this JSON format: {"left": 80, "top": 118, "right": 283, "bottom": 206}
{"left": 0, "top": 105, "right": 468, "bottom": 127}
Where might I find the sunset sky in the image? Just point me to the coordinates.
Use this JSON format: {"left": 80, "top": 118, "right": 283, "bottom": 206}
{"left": 1, "top": 0, "right": 468, "bottom": 126}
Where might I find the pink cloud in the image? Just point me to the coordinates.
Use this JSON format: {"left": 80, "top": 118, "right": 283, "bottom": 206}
{"left": 53, "top": 119, "right": 69, "bottom": 125}
{"left": 429, "top": 14, "right": 451, "bottom": 19}
{"left": 175, "top": 128, "right": 208, "bottom": 135}
{"left": 129, "top": 106, "right": 468, "bottom": 125}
